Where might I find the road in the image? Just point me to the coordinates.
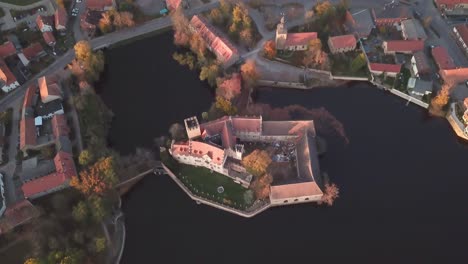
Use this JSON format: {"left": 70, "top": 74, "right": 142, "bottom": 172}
{"left": 0, "top": 0, "right": 56, "bottom": 30}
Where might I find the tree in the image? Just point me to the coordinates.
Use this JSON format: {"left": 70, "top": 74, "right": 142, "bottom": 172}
{"left": 173, "top": 52, "right": 196, "bottom": 70}
{"left": 99, "top": 12, "right": 113, "bottom": 33}
{"left": 350, "top": 53, "right": 367, "bottom": 73}
{"left": 56, "top": 0, "right": 64, "bottom": 7}
{"left": 94, "top": 237, "right": 107, "bottom": 253}
{"left": 215, "top": 96, "right": 237, "bottom": 115}
{"left": 319, "top": 183, "right": 340, "bottom": 206}
{"left": 219, "top": 0, "right": 232, "bottom": 18}
{"left": 241, "top": 59, "right": 259, "bottom": 84}
{"left": 74, "top": 41, "right": 92, "bottom": 62}
{"left": 314, "top": 0, "right": 333, "bottom": 17}
{"left": 88, "top": 195, "right": 107, "bottom": 222}
{"left": 118, "top": 11, "right": 135, "bottom": 28}
{"left": 79, "top": 150, "right": 94, "bottom": 166}
{"left": 209, "top": 8, "right": 223, "bottom": 25}
{"left": 40, "top": 146, "right": 55, "bottom": 159}
{"left": 170, "top": 6, "right": 191, "bottom": 46}
{"left": 169, "top": 123, "right": 184, "bottom": 141}
{"left": 24, "top": 258, "right": 45, "bottom": 264}
{"left": 189, "top": 33, "right": 207, "bottom": 59}
{"left": 242, "top": 149, "right": 272, "bottom": 176}
{"left": 71, "top": 157, "right": 118, "bottom": 196}
{"left": 47, "top": 248, "right": 84, "bottom": 264}
{"left": 73, "top": 41, "right": 105, "bottom": 82}
{"left": 239, "top": 28, "right": 253, "bottom": 46}
{"left": 72, "top": 200, "right": 89, "bottom": 222}
{"left": 251, "top": 173, "right": 273, "bottom": 199}
{"left": 232, "top": 4, "right": 244, "bottom": 26}
{"left": 431, "top": 82, "right": 452, "bottom": 114}
{"left": 202, "top": 112, "right": 209, "bottom": 120}
{"left": 216, "top": 74, "right": 241, "bottom": 100}
{"left": 303, "top": 39, "right": 327, "bottom": 68}
{"left": 263, "top": 40, "right": 276, "bottom": 59}
{"left": 199, "top": 63, "right": 220, "bottom": 86}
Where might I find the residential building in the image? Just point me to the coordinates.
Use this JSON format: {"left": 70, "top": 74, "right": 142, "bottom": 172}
{"left": 18, "top": 43, "right": 46, "bottom": 66}
{"left": 36, "top": 99, "right": 64, "bottom": 119}
{"left": 401, "top": 19, "right": 427, "bottom": 40}
{"left": 20, "top": 117, "right": 36, "bottom": 151}
{"left": 372, "top": 7, "right": 409, "bottom": 26}
{"left": 22, "top": 84, "right": 37, "bottom": 117}
{"left": 22, "top": 151, "right": 76, "bottom": 199}
{"left": 51, "top": 114, "right": 69, "bottom": 139}
{"left": 0, "top": 200, "right": 40, "bottom": 235}
{"left": 368, "top": 63, "right": 402, "bottom": 77}
{"left": 327, "top": 34, "right": 357, "bottom": 54}
{"left": 170, "top": 116, "right": 324, "bottom": 204}
{"left": 435, "top": 0, "right": 468, "bottom": 16}
{"left": 407, "top": 77, "right": 433, "bottom": 96}
{"left": 36, "top": 15, "right": 53, "bottom": 32}
{"left": 275, "top": 16, "right": 317, "bottom": 51}
{"left": 86, "top": 0, "right": 116, "bottom": 11}
{"left": 439, "top": 67, "right": 468, "bottom": 84}
{"left": 42, "top": 32, "right": 56, "bottom": 47}
{"left": 382, "top": 40, "right": 424, "bottom": 54}
{"left": 453, "top": 24, "right": 468, "bottom": 55}
{"left": 166, "top": 0, "right": 188, "bottom": 10}
{"left": 54, "top": 7, "right": 68, "bottom": 32}
{"left": 411, "top": 51, "right": 431, "bottom": 77}
{"left": 0, "top": 59, "right": 19, "bottom": 93}
{"left": 0, "top": 41, "right": 16, "bottom": 58}
{"left": 431, "top": 46, "right": 456, "bottom": 70}
{"left": 38, "top": 76, "right": 62, "bottom": 103}
{"left": 80, "top": 10, "right": 103, "bottom": 37}
{"left": 343, "top": 9, "right": 375, "bottom": 39}
{"left": 189, "top": 15, "right": 239, "bottom": 68}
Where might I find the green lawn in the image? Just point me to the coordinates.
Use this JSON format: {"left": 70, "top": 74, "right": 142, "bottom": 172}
{"left": 330, "top": 52, "right": 369, "bottom": 77}
{"left": 161, "top": 151, "right": 254, "bottom": 209}
{"left": 0, "top": 0, "right": 41, "bottom": 6}
{"left": 0, "top": 239, "right": 33, "bottom": 264}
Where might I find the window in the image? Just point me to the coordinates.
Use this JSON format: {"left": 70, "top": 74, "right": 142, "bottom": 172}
{"left": 305, "top": 198, "right": 309, "bottom": 201}
{"left": 283, "top": 200, "right": 288, "bottom": 203}
{"left": 294, "top": 199, "right": 298, "bottom": 202}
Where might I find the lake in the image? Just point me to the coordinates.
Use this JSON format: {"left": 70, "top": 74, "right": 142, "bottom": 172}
{"left": 98, "top": 31, "right": 468, "bottom": 264}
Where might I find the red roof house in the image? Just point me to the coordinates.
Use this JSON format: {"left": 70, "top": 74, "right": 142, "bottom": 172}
{"left": 22, "top": 151, "right": 76, "bottom": 199}
{"left": 284, "top": 33, "right": 318, "bottom": 48}
{"left": 439, "top": 67, "right": 468, "bottom": 84}
{"left": 383, "top": 40, "right": 424, "bottom": 54}
{"left": 22, "top": 43, "right": 45, "bottom": 61}
{"left": 20, "top": 117, "right": 36, "bottom": 151}
{"left": 190, "top": 15, "right": 239, "bottom": 68}
{"left": 0, "top": 42, "right": 16, "bottom": 58}
{"left": 51, "top": 114, "right": 70, "bottom": 138}
{"left": 0, "top": 59, "right": 19, "bottom": 93}
{"left": 38, "top": 76, "right": 62, "bottom": 103}
{"left": 36, "top": 15, "right": 53, "bottom": 32}
{"left": 431, "top": 46, "right": 456, "bottom": 70}
{"left": 54, "top": 7, "right": 68, "bottom": 31}
{"left": 23, "top": 84, "right": 37, "bottom": 110}
{"left": 369, "top": 63, "right": 402, "bottom": 77}
{"left": 42, "top": 32, "right": 56, "bottom": 47}
{"left": 86, "top": 0, "right": 115, "bottom": 11}
{"left": 327, "top": 34, "right": 357, "bottom": 54}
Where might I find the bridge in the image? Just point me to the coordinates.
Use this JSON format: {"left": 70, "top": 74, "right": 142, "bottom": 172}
{"left": 115, "top": 161, "right": 167, "bottom": 195}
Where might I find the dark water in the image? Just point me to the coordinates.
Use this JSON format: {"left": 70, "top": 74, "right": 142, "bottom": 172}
{"left": 99, "top": 32, "right": 468, "bottom": 263}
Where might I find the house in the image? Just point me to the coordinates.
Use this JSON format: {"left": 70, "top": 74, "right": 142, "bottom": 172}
{"left": 411, "top": 51, "right": 431, "bottom": 77}
{"left": 382, "top": 40, "right": 424, "bottom": 54}
{"left": 170, "top": 115, "right": 324, "bottom": 205}
{"left": 21, "top": 151, "right": 76, "bottom": 199}
{"left": 368, "top": 63, "right": 402, "bottom": 77}
{"left": 38, "top": 76, "right": 62, "bottom": 103}
{"left": 275, "top": 16, "right": 317, "bottom": 51}
{"left": 20, "top": 117, "right": 36, "bottom": 151}
{"left": 453, "top": 24, "right": 468, "bottom": 55}
{"left": 0, "top": 200, "right": 40, "bottom": 235}
{"left": 372, "top": 7, "right": 409, "bottom": 26}
{"left": 166, "top": 0, "right": 188, "bottom": 10}
{"left": 0, "top": 59, "right": 19, "bottom": 93}
{"left": 435, "top": 0, "right": 468, "bottom": 15}
{"left": 86, "top": 0, "right": 116, "bottom": 11}
{"left": 189, "top": 15, "right": 239, "bottom": 68}
{"left": 36, "top": 99, "right": 64, "bottom": 119}
{"left": 18, "top": 43, "right": 46, "bottom": 66}
{"left": 42, "top": 32, "right": 56, "bottom": 47}
{"left": 407, "top": 77, "right": 433, "bottom": 97}
{"left": 439, "top": 67, "right": 468, "bottom": 84}
{"left": 54, "top": 7, "right": 68, "bottom": 32}
{"left": 327, "top": 34, "right": 357, "bottom": 54}
{"left": 343, "top": 9, "right": 375, "bottom": 39}
{"left": 431, "top": 46, "right": 456, "bottom": 70}
{"left": 51, "top": 114, "right": 69, "bottom": 139}
{"left": 80, "top": 10, "right": 103, "bottom": 37}
{"left": 0, "top": 42, "right": 16, "bottom": 58}
{"left": 400, "top": 19, "right": 427, "bottom": 40}
{"left": 36, "top": 15, "right": 53, "bottom": 32}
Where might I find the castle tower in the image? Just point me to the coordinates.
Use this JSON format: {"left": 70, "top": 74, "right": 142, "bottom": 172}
{"left": 184, "top": 116, "right": 201, "bottom": 139}
{"left": 275, "top": 15, "right": 288, "bottom": 50}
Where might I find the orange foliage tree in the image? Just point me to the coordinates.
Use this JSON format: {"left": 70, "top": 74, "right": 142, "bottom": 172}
{"left": 252, "top": 173, "right": 273, "bottom": 199}
{"left": 263, "top": 40, "right": 276, "bottom": 59}
{"left": 430, "top": 82, "right": 453, "bottom": 114}
{"left": 216, "top": 74, "right": 242, "bottom": 100}
{"left": 318, "top": 183, "right": 340, "bottom": 206}
{"left": 71, "top": 156, "right": 118, "bottom": 196}
{"left": 242, "top": 149, "right": 272, "bottom": 176}
{"left": 241, "top": 59, "right": 260, "bottom": 84}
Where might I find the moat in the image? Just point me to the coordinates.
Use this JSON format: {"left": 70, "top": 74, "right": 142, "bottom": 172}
{"left": 98, "top": 31, "right": 468, "bottom": 263}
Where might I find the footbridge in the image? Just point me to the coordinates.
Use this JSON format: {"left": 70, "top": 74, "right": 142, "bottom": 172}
{"left": 115, "top": 161, "right": 167, "bottom": 195}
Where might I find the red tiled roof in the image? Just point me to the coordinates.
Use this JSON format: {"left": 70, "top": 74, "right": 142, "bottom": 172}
{"left": 455, "top": 24, "right": 468, "bottom": 45}
{"left": 166, "top": 0, "right": 182, "bottom": 10}
{"left": 36, "top": 15, "right": 52, "bottom": 31}
{"left": 464, "top": 97, "right": 468, "bottom": 108}
{"left": 22, "top": 43, "right": 44, "bottom": 60}
{"left": 172, "top": 140, "right": 225, "bottom": 165}
{"left": 21, "top": 151, "right": 76, "bottom": 198}
{"left": 412, "top": 51, "right": 430, "bottom": 72}
{"left": 270, "top": 182, "right": 323, "bottom": 200}
{"left": 384, "top": 40, "right": 424, "bottom": 53}
{"left": 0, "top": 42, "right": 16, "bottom": 58}
{"left": 431, "top": 46, "right": 456, "bottom": 70}
{"left": 0, "top": 199, "right": 39, "bottom": 234}
{"left": 51, "top": 114, "right": 69, "bottom": 138}
{"left": 54, "top": 7, "right": 68, "bottom": 29}
{"left": 0, "top": 59, "right": 17, "bottom": 85}
{"left": 369, "top": 63, "right": 402, "bottom": 73}
{"left": 328, "top": 34, "right": 356, "bottom": 49}
{"left": 38, "top": 76, "right": 61, "bottom": 101}
{"left": 231, "top": 116, "right": 262, "bottom": 133}
{"left": 42, "top": 32, "right": 56, "bottom": 46}
{"left": 20, "top": 117, "right": 36, "bottom": 149}
{"left": 87, "top": 0, "right": 114, "bottom": 10}
{"left": 436, "top": 0, "right": 468, "bottom": 9}
{"left": 190, "top": 15, "right": 238, "bottom": 65}
{"left": 439, "top": 67, "right": 468, "bottom": 84}
{"left": 23, "top": 84, "right": 36, "bottom": 109}
{"left": 285, "top": 32, "right": 318, "bottom": 47}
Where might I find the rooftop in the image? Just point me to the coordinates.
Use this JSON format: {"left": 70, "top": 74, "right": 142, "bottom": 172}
{"left": 345, "top": 9, "right": 375, "bottom": 38}
{"left": 35, "top": 99, "right": 63, "bottom": 117}
{"left": 54, "top": 7, "right": 68, "bottom": 28}
{"left": 22, "top": 43, "right": 44, "bottom": 60}
{"left": 42, "top": 31, "right": 56, "bottom": 45}
{"left": 38, "top": 76, "right": 61, "bottom": 102}
{"left": 270, "top": 181, "right": 323, "bottom": 200}
{"left": 454, "top": 24, "right": 468, "bottom": 44}
{"left": 36, "top": 15, "right": 52, "bottom": 31}
{"left": 51, "top": 114, "right": 69, "bottom": 138}
{"left": 20, "top": 117, "right": 36, "bottom": 149}
{"left": 401, "top": 19, "right": 427, "bottom": 40}
{"left": 412, "top": 51, "right": 430, "bottom": 72}
{"left": 0, "top": 58, "right": 17, "bottom": 86}
{"left": 0, "top": 41, "right": 16, "bottom": 58}
{"left": 328, "top": 34, "right": 357, "bottom": 49}
{"left": 369, "top": 63, "right": 402, "bottom": 73}
{"left": 408, "top": 78, "right": 433, "bottom": 94}
{"left": 384, "top": 40, "right": 424, "bottom": 53}
{"left": 285, "top": 32, "right": 318, "bottom": 47}
{"left": 431, "top": 46, "right": 456, "bottom": 70}
{"left": 23, "top": 84, "right": 37, "bottom": 110}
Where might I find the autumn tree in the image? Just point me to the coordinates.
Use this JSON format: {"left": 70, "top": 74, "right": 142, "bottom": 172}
{"left": 216, "top": 74, "right": 241, "bottom": 100}
{"left": 350, "top": 53, "right": 367, "bottom": 73}
{"left": 430, "top": 82, "right": 452, "bottom": 115}
{"left": 219, "top": 0, "right": 232, "bottom": 18}
{"left": 99, "top": 11, "right": 113, "bottom": 33}
{"left": 24, "top": 258, "right": 45, "bottom": 264}
{"left": 241, "top": 59, "right": 259, "bottom": 84}
{"left": 94, "top": 237, "right": 107, "bottom": 253}
{"left": 314, "top": 1, "right": 333, "bottom": 17}
{"left": 318, "top": 183, "right": 340, "bottom": 206}
{"left": 47, "top": 248, "right": 84, "bottom": 264}
{"left": 262, "top": 40, "right": 276, "bottom": 59}
{"left": 170, "top": 6, "right": 191, "bottom": 46}
{"left": 55, "top": 0, "right": 64, "bottom": 7}
{"left": 199, "top": 63, "right": 220, "bottom": 86}
{"left": 88, "top": 195, "right": 108, "bottom": 222}
{"left": 79, "top": 149, "right": 94, "bottom": 167}
{"left": 73, "top": 41, "right": 105, "bottom": 82}
{"left": 215, "top": 96, "right": 237, "bottom": 115}
{"left": 242, "top": 149, "right": 272, "bottom": 176}
{"left": 173, "top": 52, "right": 196, "bottom": 70}
{"left": 209, "top": 8, "right": 223, "bottom": 25}
{"left": 74, "top": 41, "right": 92, "bottom": 62}
{"left": 239, "top": 28, "right": 253, "bottom": 46}
{"left": 189, "top": 33, "right": 207, "bottom": 60}
{"left": 423, "top": 16, "right": 433, "bottom": 28}
{"left": 303, "top": 39, "right": 328, "bottom": 68}
{"left": 251, "top": 173, "right": 273, "bottom": 199}
{"left": 71, "top": 156, "right": 118, "bottom": 196}
{"left": 72, "top": 200, "right": 89, "bottom": 222}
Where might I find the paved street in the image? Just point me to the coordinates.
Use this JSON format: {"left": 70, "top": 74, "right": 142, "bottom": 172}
{"left": 0, "top": 0, "right": 55, "bottom": 30}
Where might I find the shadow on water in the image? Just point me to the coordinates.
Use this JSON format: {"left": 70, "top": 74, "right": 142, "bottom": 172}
{"left": 97, "top": 32, "right": 468, "bottom": 263}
